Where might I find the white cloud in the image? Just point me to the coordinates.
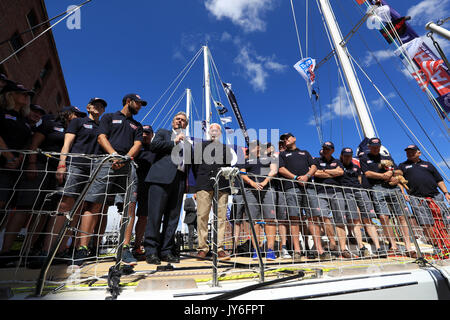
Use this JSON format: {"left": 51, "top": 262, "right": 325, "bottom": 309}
{"left": 363, "top": 49, "right": 395, "bottom": 67}
{"left": 308, "top": 86, "right": 355, "bottom": 125}
{"left": 234, "top": 45, "right": 286, "bottom": 91}
{"left": 308, "top": 87, "right": 399, "bottom": 126}
{"left": 172, "top": 50, "right": 186, "bottom": 62}
{"left": 371, "top": 92, "right": 396, "bottom": 110}
{"left": 204, "top": 0, "right": 278, "bottom": 32}
{"left": 406, "top": 0, "right": 450, "bottom": 26}
{"left": 220, "top": 31, "right": 232, "bottom": 42}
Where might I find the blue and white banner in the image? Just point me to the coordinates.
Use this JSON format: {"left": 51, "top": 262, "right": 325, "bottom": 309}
{"left": 294, "top": 57, "right": 316, "bottom": 97}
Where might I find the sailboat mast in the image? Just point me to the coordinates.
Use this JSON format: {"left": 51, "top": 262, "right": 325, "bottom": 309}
{"left": 318, "top": 0, "right": 376, "bottom": 139}
{"left": 203, "top": 45, "right": 212, "bottom": 140}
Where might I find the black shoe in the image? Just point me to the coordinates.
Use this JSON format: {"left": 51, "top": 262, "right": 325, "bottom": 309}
{"left": 161, "top": 253, "right": 180, "bottom": 263}
{"left": 145, "top": 254, "right": 161, "bottom": 265}
{"left": 71, "top": 246, "right": 90, "bottom": 266}
{"left": 306, "top": 250, "right": 317, "bottom": 259}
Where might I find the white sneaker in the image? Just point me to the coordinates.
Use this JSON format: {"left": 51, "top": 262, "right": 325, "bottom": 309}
{"left": 281, "top": 248, "right": 292, "bottom": 259}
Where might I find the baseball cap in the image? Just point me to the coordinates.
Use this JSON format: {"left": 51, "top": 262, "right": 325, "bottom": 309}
{"left": 62, "top": 106, "right": 87, "bottom": 118}
{"left": 404, "top": 144, "right": 419, "bottom": 151}
{"left": 341, "top": 147, "right": 353, "bottom": 156}
{"left": 368, "top": 137, "right": 382, "bottom": 147}
{"left": 122, "top": 93, "right": 148, "bottom": 106}
{"left": 30, "top": 104, "right": 46, "bottom": 115}
{"left": 89, "top": 97, "right": 107, "bottom": 108}
{"left": 280, "top": 132, "right": 294, "bottom": 141}
{"left": 322, "top": 141, "right": 335, "bottom": 149}
{"left": 142, "top": 124, "right": 153, "bottom": 134}
{"left": 0, "top": 81, "right": 34, "bottom": 96}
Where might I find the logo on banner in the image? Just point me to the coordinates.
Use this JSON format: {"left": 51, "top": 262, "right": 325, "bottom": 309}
{"left": 294, "top": 58, "right": 316, "bottom": 96}
{"left": 412, "top": 60, "right": 445, "bottom": 91}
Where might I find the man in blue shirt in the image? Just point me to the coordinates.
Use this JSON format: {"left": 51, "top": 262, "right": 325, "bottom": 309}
{"left": 360, "top": 138, "right": 416, "bottom": 258}
{"left": 278, "top": 133, "right": 331, "bottom": 261}
{"left": 314, "top": 141, "right": 355, "bottom": 259}
{"left": 398, "top": 144, "right": 450, "bottom": 248}
{"left": 81, "top": 93, "right": 146, "bottom": 266}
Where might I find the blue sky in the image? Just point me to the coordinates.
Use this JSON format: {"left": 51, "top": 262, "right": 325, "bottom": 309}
{"left": 45, "top": 0, "right": 449, "bottom": 179}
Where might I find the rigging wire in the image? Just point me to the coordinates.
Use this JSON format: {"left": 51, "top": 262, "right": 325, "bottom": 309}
{"left": 140, "top": 47, "right": 203, "bottom": 122}
{"left": 145, "top": 50, "right": 202, "bottom": 126}
{"left": 0, "top": 1, "right": 91, "bottom": 66}
{"left": 358, "top": 1, "right": 450, "bottom": 122}
{"left": 349, "top": 53, "right": 450, "bottom": 180}
{"left": 208, "top": 53, "right": 244, "bottom": 145}
{"left": 347, "top": 1, "right": 450, "bottom": 136}
{"left": 0, "top": 0, "right": 93, "bottom": 47}
{"left": 315, "top": 0, "right": 363, "bottom": 141}
{"left": 157, "top": 90, "right": 187, "bottom": 129}
{"left": 290, "top": 0, "right": 304, "bottom": 60}
{"left": 344, "top": 0, "right": 450, "bottom": 173}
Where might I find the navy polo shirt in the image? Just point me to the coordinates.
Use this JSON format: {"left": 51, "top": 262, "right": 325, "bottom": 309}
{"left": 243, "top": 155, "right": 276, "bottom": 187}
{"left": 36, "top": 118, "right": 66, "bottom": 153}
{"left": 66, "top": 117, "right": 100, "bottom": 165}
{"left": 360, "top": 152, "right": 398, "bottom": 189}
{"left": 341, "top": 162, "right": 363, "bottom": 192}
{"left": 313, "top": 156, "right": 344, "bottom": 193}
{"left": 35, "top": 117, "right": 68, "bottom": 167}
{"left": 0, "top": 110, "right": 32, "bottom": 151}
{"left": 97, "top": 111, "right": 143, "bottom": 155}
{"left": 398, "top": 159, "right": 443, "bottom": 197}
{"left": 279, "top": 148, "right": 315, "bottom": 190}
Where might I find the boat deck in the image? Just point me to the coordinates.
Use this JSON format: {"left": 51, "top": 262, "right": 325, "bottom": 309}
{"left": 0, "top": 252, "right": 423, "bottom": 294}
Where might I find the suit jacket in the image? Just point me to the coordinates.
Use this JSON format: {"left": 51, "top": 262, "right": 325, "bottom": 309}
{"left": 145, "top": 128, "right": 192, "bottom": 185}
{"left": 183, "top": 197, "right": 197, "bottom": 225}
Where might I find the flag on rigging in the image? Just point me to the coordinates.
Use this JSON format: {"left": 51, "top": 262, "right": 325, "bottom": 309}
{"left": 222, "top": 82, "right": 250, "bottom": 147}
{"left": 214, "top": 100, "right": 229, "bottom": 115}
{"left": 220, "top": 116, "right": 232, "bottom": 125}
{"left": 372, "top": 0, "right": 450, "bottom": 118}
{"left": 380, "top": 17, "right": 409, "bottom": 44}
{"left": 294, "top": 57, "right": 316, "bottom": 97}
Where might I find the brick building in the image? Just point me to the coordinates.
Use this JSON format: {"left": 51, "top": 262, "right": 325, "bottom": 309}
{"left": 0, "top": 0, "right": 70, "bottom": 114}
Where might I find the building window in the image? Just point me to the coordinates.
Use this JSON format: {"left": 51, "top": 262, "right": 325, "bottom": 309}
{"left": 32, "top": 80, "right": 42, "bottom": 93}
{"left": 9, "top": 31, "right": 24, "bottom": 53}
{"left": 26, "top": 10, "right": 39, "bottom": 37}
{"left": 40, "top": 60, "right": 52, "bottom": 79}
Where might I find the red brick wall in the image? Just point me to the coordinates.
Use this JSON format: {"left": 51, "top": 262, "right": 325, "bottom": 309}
{"left": 0, "top": 0, "right": 70, "bottom": 114}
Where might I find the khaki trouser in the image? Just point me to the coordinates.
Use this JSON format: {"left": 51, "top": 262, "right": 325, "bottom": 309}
{"left": 196, "top": 190, "right": 229, "bottom": 253}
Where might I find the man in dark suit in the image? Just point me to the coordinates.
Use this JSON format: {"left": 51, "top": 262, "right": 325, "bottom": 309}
{"left": 144, "top": 111, "right": 192, "bottom": 265}
{"left": 183, "top": 194, "right": 197, "bottom": 250}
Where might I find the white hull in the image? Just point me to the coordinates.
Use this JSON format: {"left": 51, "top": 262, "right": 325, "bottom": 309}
{"left": 11, "top": 263, "right": 450, "bottom": 300}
